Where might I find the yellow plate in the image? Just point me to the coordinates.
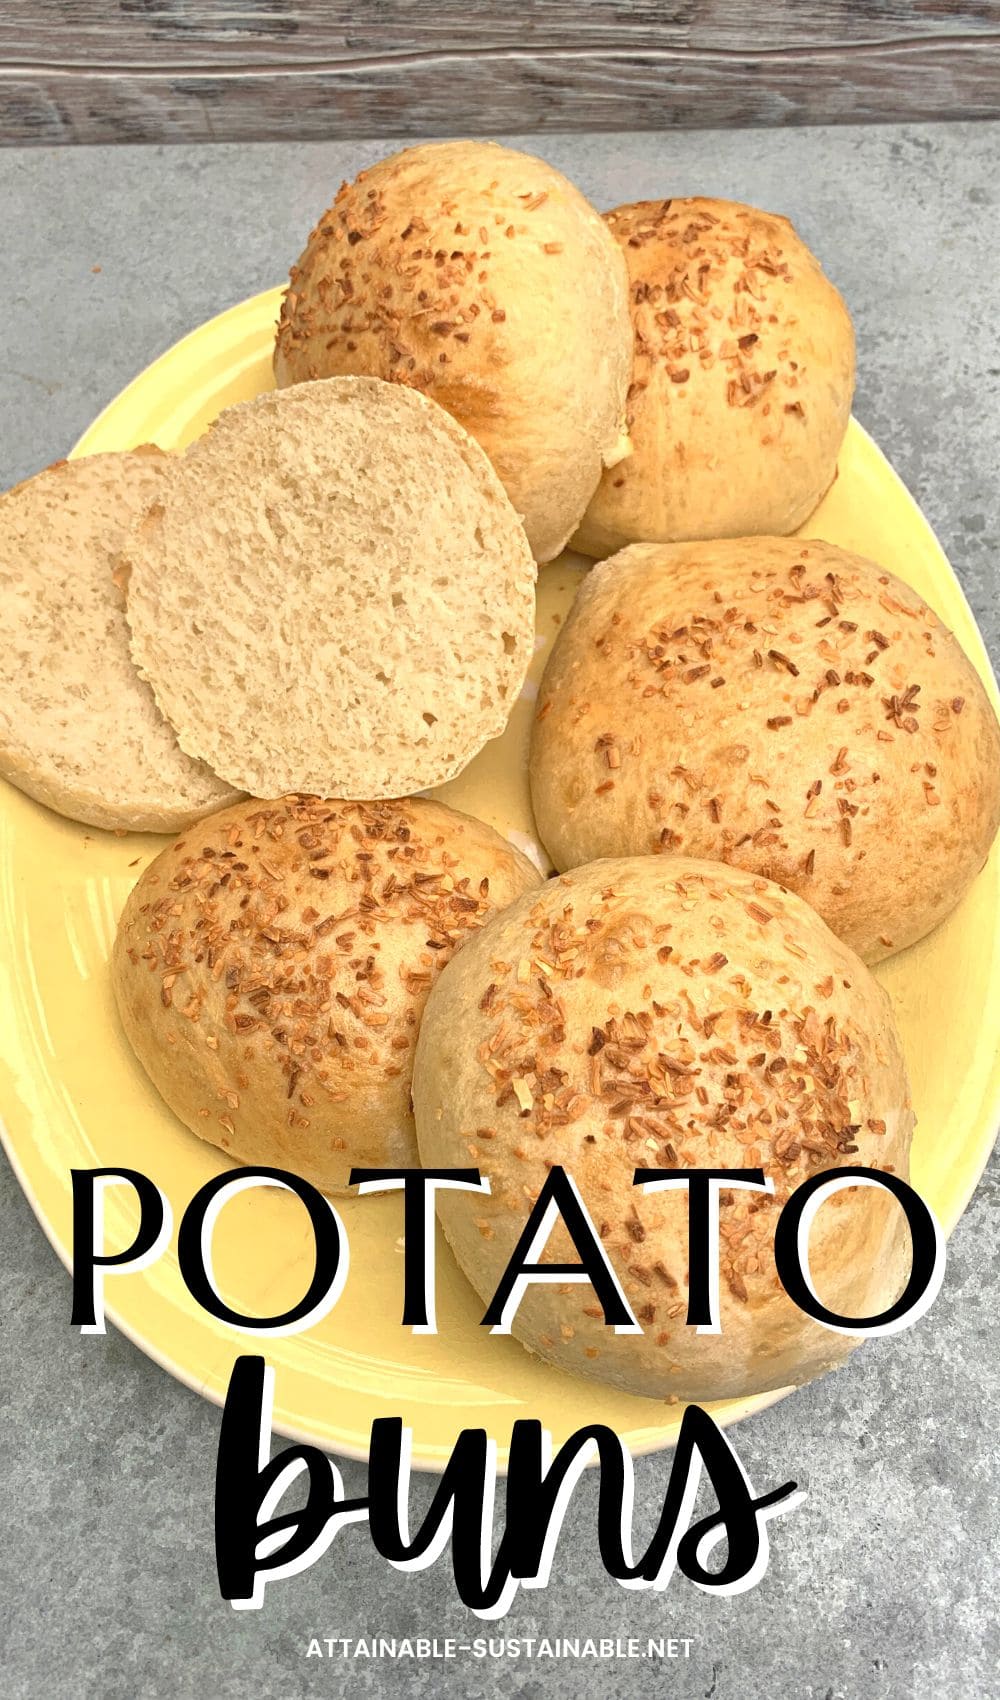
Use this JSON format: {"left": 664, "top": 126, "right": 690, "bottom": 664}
{"left": 2, "top": 287, "right": 999, "bottom": 1469}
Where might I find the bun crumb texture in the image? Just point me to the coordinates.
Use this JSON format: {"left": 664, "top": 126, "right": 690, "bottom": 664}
{"left": 123, "top": 377, "right": 537, "bottom": 801}
{"left": 0, "top": 450, "right": 239, "bottom": 832}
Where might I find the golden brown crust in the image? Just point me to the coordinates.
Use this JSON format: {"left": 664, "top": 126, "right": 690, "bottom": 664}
{"left": 112, "top": 794, "right": 542, "bottom": 1193}
{"left": 273, "top": 141, "right": 632, "bottom": 562}
{"left": 529, "top": 538, "right": 1000, "bottom": 963}
{"left": 572, "top": 198, "right": 855, "bottom": 557}
{"left": 413, "top": 856, "right": 914, "bottom": 1402}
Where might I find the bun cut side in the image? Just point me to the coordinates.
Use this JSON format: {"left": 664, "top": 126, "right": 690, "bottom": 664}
{"left": 0, "top": 451, "right": 240, "bottom": 833}
{"left": 123, "top": 377, "right": 537, "bottom": 800}
{"left": 274, "top": 140, "right": 632, "bottom": 562}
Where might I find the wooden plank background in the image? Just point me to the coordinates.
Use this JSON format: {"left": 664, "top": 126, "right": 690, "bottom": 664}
{"left": 2, "top": 2, "right": 1000, "bottom": 146}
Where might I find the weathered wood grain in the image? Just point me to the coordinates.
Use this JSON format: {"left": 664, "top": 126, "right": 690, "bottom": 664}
{"left": 2, "top": 2, "right": 1000, "bottom": 145}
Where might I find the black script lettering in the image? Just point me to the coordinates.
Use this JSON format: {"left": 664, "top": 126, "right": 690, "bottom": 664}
{"left": 215, "top": 1356, "right": 802, "bottom": 1613}
{"left": 216, "top": 1356, "right": 367, "bottom": 1607}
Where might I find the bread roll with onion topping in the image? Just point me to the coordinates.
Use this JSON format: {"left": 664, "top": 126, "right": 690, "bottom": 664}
{"left": 573, "top": 198, "right": 855, "bottom": 558}
{"left": 112, "top": 794, "right": 541, "bottom": 1193}
{"left": 413, "top": 856, "right": 914, "bottom": 1402}
{"left": 530, "top": 537, "right": 1000, "bottom": 963}
{"left": 273, "top": 140, "right": 632, "bottom": 562}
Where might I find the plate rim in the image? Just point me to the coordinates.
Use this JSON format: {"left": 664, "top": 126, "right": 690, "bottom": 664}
{"left": 1, "top": 286, "right": 997, "bottom": 1472}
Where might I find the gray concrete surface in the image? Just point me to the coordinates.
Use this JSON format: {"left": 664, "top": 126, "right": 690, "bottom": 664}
{"left": 1, "top": 123, "right": 998, "bottom": 1700}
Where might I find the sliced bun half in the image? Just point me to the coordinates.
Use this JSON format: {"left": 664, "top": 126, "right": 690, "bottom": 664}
{"left": 0, "top": 451, "right": 239, "bottom": 833}
{"left": 123, "top": 377, "right": 537, "bottom": 800}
